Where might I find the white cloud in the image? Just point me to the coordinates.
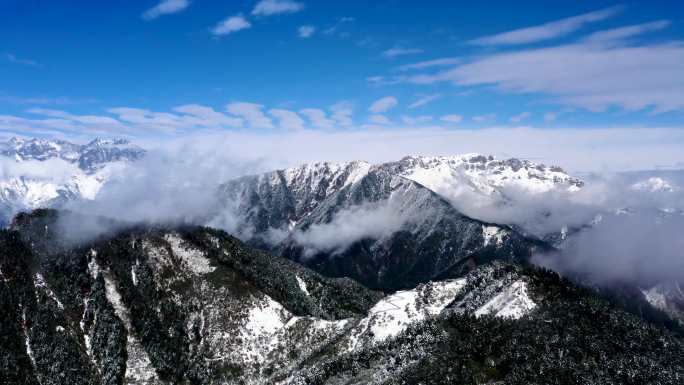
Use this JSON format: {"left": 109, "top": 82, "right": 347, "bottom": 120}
{"left": 173, "top": 104, "right": 243, "bottom": 127}
{"left": 366, "top": 75, "right": 406, "bottom": 86}
{"left": 298, "top": 25, "right": 316, "bottom": 38}
{"left": 293, "top": 200, "right": 409, "bottom": 255}
{"left": 472, "top": 113, "right": 496, "bottom": 123}
{"left": 408, "top": 94, "right": 441, "bottom": 109}
{"left": 583, "top": 20, "right": 670, "bottom": 44}
{"left": 269, "top": 108, "right": 304, "bottom": 130}
{"left": 407, "top": 39, "right": 684, "bottom": 113}
{"left": 142, "top": 0, "right": 191, "bottom": 20}
{"left": 226, "top": 102, "right": 273, "bottom": 128}
{"left": 369, "top": 96, "right": 398, "bottom": 113}
{"left": 382, "top": 47, "right": 424, "bottom": 58}
{"left": 329, "top": 101, "right": 353, "bottom": 126}
{"left": 146, "top": 127, "right": 684, "bottom": 173}
{"left": 401, "top": 115, "right": 432, "bottom": 125}
{"left": 323, "top": 17, "right": 355, "bottom": 36}
{"left": 300, "top": 108, "right": 334, "bottom": 128}
{"left": 510, "top": 111, "right": 531, "bottom": 123}
{"left": 252, "top": 0, "right": 304, "bottom": 16}
{"left": 440, "top": 114, "right": 463, "bottom": 124}
{"left": 6, "top": 53, "right": 41, "bottom": 68}
{"left": 369, "top": 114, "right": 391, "bottom": 125}
{"left": 544, "top": 112, "right": 557, "bottom": 122}
{"left": 469, "top": 5, "right": 622, "bottom": 45}
{"left": 212, "top": 14, "right": 251, "bottom": 36}
{"left": 395, "top": 57, "right": 460, "bottom": 71}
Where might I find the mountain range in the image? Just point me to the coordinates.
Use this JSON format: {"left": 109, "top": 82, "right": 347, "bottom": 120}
{"left": 0, "top": 137, "right": 144, "bottom": 225}
{"left": 1, "top": 209, "right": 682, "bottom": 384}
{"left": 0, "top": 137, "right": 683, "bottom": 383}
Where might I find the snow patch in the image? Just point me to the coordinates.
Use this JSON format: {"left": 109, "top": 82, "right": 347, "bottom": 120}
{"left": 475, "top": 280, "right": 536, "bottom": 319}
{"left": 239, "top": 295, "right": 291, "bottom": 363}
{"left": 642, "top": 286, "right": 668, "bottom": 311}
{"left": 131, "top": 259, "right": 139, "bottom": 286}
{"left": 33, "top": 273, "right": 64, "bottom": 310}
{"left": 296, "top": 275, "right": 310, "bottom": 296}
{"left": 165, "top": 234, "right": 216, "bottom": 274}
{"left": 348, "top": 279, "right": 466, "bottom": 348}
{"left": 482, "top": 225, "right": 504, "bottom": 247}
{"left": 98, "top": 260, "right": 160, "bottom": 384}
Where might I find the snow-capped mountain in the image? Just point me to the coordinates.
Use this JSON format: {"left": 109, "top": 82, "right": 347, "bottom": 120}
{"left": 218, "top": 154, "right": 568, "bottom": 289}
{"left": 387, "top": 154, "right": 583, "bottom": 196}
{"left": 1, "top": 137, "right": 144, "bottom": 170}
{"left": 1, "top": 209, "right": 681, "bottom": 385}
{"left": 0, "top": 137, "right": 144, "bottom": 225}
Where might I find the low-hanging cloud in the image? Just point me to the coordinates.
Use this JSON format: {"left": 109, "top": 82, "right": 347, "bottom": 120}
{"left": 534, "top": 210, "right": 684, "bottom": 285}
{"left": 292, "top": 200, "right": 410, "bottom": 257}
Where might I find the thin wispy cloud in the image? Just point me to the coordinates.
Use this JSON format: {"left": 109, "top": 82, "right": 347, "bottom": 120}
{"left": 142, "top": 0, "right": 191, "bottom": 20}
{"left": 510, "top": 111, "right": 531, "bottom": 123}
{"left": 298, "top": 25, "right": 316, "bottom": 38}
{"left": 5, "top": 53, "right": 42, "bottom": 68}
{"left": 582, "top": 20, "right": 670, "bottom": 44}
{"left": 369, "top": 114, "right": 391, "bottom": 124}
{"left": 472, "top": 113, "right": 496, "bottom": 122}
{"left": 382, "top": 47, "right": 424, "bottom": 58}
{"left": 469, "top": 5, "right": 623, "bottom": 46}
{"left": 252, "top": 0, "right": 304, "bottom": 17}
{"left": 440, "top": 114, "right": 463, "bottom": 124}
{"left": 0, "top": 94, "right": 96, "bottom": 105}
{"left": 406, "top": 26, "right": 684, "bottom": 113}
{"left": 323, "top": 17, "right": 355, "bottom": 36}
{"left": 401, "top": 115, "right": 432, "bottom": 125}
{"left": 395, "top": 57, "right": 460, "bottom": 71}
{"left": 369, "top": 96, "right": 398, "bottom": 113}
{"left": 408, "top": 94, "right": 441, "bottom": 109}
{"left": 212, "top": 14, "right": 252, "bottom": 36}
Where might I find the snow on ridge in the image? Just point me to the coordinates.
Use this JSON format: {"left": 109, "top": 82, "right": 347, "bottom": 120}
{"left": 165, "top": 234, "right": 216, "bottom": 275}
{"left": 475, "top": 280, "right": 536, "bottom": 319}
{"left": 21, "top": 308, "right": 40, "bottom": 384}
{"left": 349, "top": 279, "right": 466, "bottom": 348}
{"left": 296, "top": 275, "right": 310, "bottom": 296}
{"left": 33, "top": 272, "right": 64, "bottom": 310}
{"left": 642, "top": 286, "right": 668, "bottom": 312}
{"left": 240, "top": 294, "right": 291, "bottom": 364}
{"left": 88, "top": 253, "right": 160, "bottom": 383}
{"left": 398, "top": 153, "right": 581, "bottom": 197}
{"left": 482, "top": 225, "right": 504, "bottom": 247}
{"left": 281, "top": 160, "right": 372, "bottom": 196}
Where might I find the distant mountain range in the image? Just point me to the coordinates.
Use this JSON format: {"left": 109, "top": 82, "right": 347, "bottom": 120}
{"left": 0, "top": 137, "right": 144, "bottom": 225}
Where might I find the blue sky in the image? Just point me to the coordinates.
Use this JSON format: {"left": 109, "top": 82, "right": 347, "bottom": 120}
{"left": 1, "top": 0, "right": 684, "bottom": 142}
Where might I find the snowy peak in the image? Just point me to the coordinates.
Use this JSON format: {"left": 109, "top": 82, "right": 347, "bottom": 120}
{"left": 280, "top": 160, "right": 372, "bottom": 197}
{"left": 77, "top": 137, "right": 144, "bottom": 172}
{"left": 0, "top": 137, "right": 145, "bottom": 172}
{"left": 389, "top": 153, "right": 583, "bottom": 195}
{"left": 1, "top": 137, "right": 81, "bottom": 162}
